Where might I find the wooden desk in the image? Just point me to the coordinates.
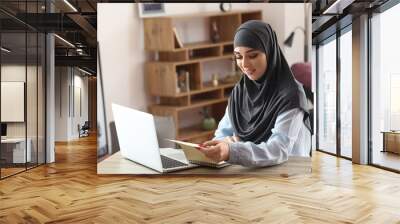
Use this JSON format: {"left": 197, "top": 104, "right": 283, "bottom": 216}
{"left": 382, "top": 131, "right": 400, "bottom": 154}
{"left": 97, "top": 148, "right": 311, "bottom": 176}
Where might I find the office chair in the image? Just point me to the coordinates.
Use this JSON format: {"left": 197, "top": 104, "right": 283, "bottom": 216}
{"left": 79, "top": 121, "right": 90, "bottom": 138}
{"left": 291, "top": 62, "right": 313, "bottom": 157}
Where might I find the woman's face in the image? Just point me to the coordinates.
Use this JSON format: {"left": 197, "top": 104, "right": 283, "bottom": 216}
{"left": 234, "top": 46, "right": 267, "bottom": 81}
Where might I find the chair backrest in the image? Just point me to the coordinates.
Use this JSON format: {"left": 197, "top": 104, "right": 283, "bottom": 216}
{"left": 82, "top": 121, "right": 90, "bottom": 129}
{"left": 291, "top": 62, "right": 311, "bottom": 90}
{"left": 291, "top": 62, "right": 314, "bottom": 140}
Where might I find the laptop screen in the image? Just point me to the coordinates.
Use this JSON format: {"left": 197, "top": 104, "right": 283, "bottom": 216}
{"left": 97, "top": 41, "right": 110, "bottom": 159}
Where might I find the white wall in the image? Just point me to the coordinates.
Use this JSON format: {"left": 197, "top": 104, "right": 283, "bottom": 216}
{"left": 1, "top": 65, "right": 25, "bottom": 125}
{"left": 98, "top": 3, "right": 308, "bottom": 151}
{"left": 283, "top": 3, "right": 312, "bottom": 64}
{"left": 55, "top": 67, "right": 68, "bottom": 141}
{"left": 1, "top": 65, "right": 41, "bottom": 138}
{"left": 73, "top": 73, "right": 89, "bottom": 137}
{"left": 98, "top": 3, "right": 148, "bottom": 153}
{"left": 1, "top": 64, "right": 46, "bottom": 163}
{"left": 55, "top": 67, "right": 89, "bottom": 141}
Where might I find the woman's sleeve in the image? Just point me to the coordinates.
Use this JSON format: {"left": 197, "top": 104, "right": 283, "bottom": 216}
{"left": 213, "top": 106, "right": 234, "bottom": 140}
{"left": 226, "top": 108, "right": 304, "bottom": 167}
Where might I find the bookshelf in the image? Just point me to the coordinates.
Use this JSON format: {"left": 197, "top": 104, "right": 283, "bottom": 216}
{"left": 144, "top": 10, "right": 262, "bottom": 143}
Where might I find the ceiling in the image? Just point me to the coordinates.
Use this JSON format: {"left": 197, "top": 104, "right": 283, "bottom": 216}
{"left": 0, "top": 0, "right": 98, "bottom": 74}
{"left": 311, "top": 0, "right": 391, "bottom": 43}
{"left": 1, "top": 0, "right": 395, "bottom": 74}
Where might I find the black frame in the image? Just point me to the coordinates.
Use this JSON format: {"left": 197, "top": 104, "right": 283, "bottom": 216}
{"left": 315, "top": 23, "right": 353, "bottom": 161}
{"left": 0, "top": 0, "right": 47, "bottom": 179}
{"left": 315, "top": 33, "right": 339, "bottom": 157}
{"left": 367, "top": 0, "right": 400, "bottom": 173}
{"left": 367, "top": 10, "right": 373, "bottom": 166}
{"left": 315, "top": 0, "right": 400, "bottom": 172}
{"left": 338, "top": 24, "right": 353, "bottom": 160}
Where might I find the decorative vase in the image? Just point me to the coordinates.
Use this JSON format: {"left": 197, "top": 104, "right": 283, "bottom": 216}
{"left": 210, "top": 20, "right": 220, "bottom": 43}
{"left": 200, "top": 107, "right": 216, "bottom": 130}
{"left": 202, "top": 117, "right": 216, "bottom": 131}
{"left": 212, "top": 73, "right": 219, "bottom": 86}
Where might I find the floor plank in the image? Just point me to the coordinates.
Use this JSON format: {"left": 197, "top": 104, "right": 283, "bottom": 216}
{"left": 0, "top": 134, "right": 400, "bottom": 223}
{"left": 372, "top": 150, "right": 400, "bottom": 171}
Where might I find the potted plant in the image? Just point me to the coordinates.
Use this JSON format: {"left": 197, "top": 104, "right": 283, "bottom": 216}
{"left": 200, "top": 107, "right": 216, "bottom": 131}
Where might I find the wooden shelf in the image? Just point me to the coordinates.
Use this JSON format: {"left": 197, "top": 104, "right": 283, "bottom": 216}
{"left": 181, "top": 55, "right": 233, "bottom": 64}
{"left": 178, "top": 125, "right": 216, "bottom": 141}
{"left": 150, "top": 97, "right": 228, "bottom": 112}
{"left": 222, "top": 43, "right": 234, "bottom": 56}
{"left": 191, "top": 98, "right": 222, "bottom": 108}
{"left": 184, "top": 41, "right": 232, "bottom": 50}
{"left": 161, "top": 41, "right": 233, "bottom": 52}
{"left": 146, "top": 10, "right": 261, "bottom": 19}
{"left": 201, "top": 82, "right": 235, "bottom": 91}
{"left": 145, "top": 9, "right": 262, "bottom": 142}
{"left": 189, "top": 82, "right": 235, "bottom": 96}
{"left": 157, "top": 42, "right": 234, "bottom": 62}
{"left": 150, "top": 55, "right": 233, "bottom": 65}
{"left": 147, "top": 71, "right": 236, "bottom": 98}
{"left": 154, "top": 82, "right": 235, "bottom": 101}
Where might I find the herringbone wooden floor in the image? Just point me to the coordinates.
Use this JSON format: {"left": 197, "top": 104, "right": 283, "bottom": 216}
{"left": 1, "top": 135, "right": 400, "bottom": 223}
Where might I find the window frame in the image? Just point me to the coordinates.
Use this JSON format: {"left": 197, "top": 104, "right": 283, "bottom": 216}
{"left": 367, "top": 0, "right": 400, "bottom": 173}
{"left": 315, "top": 22, "right": 353, "bottom": 161}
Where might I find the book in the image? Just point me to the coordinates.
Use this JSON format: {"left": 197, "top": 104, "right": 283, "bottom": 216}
{"left": 166, "top": 139, "right": 229, "bottom": 168}
{"left": 172, "top": 27, "right": 183, "bottom": 48}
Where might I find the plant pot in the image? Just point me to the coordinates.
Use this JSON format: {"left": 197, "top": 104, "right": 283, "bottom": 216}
{"left": 202, "top": 117, "right": 216, "bottom": 131}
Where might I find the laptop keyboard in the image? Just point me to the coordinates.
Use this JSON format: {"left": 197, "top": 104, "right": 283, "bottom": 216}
{"left": 160, "top": 155, "right": 188, "bottom": 169}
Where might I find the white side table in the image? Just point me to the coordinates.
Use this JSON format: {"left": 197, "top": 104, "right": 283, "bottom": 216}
{"left": 1, "top": 138, "right": 32, "bottom": 163}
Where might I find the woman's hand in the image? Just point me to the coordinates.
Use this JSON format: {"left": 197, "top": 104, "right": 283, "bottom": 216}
{"left": 198, "top": 140, "right": 230, "bottom": 162}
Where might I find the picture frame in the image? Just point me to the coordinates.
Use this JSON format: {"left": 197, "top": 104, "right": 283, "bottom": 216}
{"left": 138, "top": 3, "right": 165, "bottom": 18}
{"left": 177, "top": 70, "right": 190, "bottom": 93}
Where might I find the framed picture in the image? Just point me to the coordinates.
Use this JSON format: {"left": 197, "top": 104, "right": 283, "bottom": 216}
{"left": 138, "top": 3, "right": 165, "bottom": 18}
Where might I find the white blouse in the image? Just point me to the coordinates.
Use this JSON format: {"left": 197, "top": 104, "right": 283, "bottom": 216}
{"left": 213, "top": 107, "right": 311, "bottom": 167}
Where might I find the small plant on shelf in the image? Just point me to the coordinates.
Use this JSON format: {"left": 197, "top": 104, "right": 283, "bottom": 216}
{"left": 200, "top": 107, "right": 216, "bottom": 131}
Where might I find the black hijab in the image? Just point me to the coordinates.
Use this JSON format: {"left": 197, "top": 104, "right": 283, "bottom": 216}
{"left": 229, "top": 20, "right": 310, "bottom": 144}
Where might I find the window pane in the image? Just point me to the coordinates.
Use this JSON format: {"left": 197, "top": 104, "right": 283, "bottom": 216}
{"left": 1, "top": 31, "right": 28, "bottom": 177}
{"left": 0, "top": 2, "right": 46, "bottom": 178}
{"left": 38, "top": 32, "right": 46, "bottom": 165}
{"left": 371, "top": 3, "right": 400, "bottom": 171}
{"left": 340, "top": 29, "right": 352, "bottom": 158}
{"left": 318, "top": 37, "right": 337, "bottom": 154}
{"left": 27, "top": 31, "right": 38, "bottom": 169}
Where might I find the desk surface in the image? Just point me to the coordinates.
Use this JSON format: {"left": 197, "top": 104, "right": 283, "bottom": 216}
{"left": 381, "top": 131, "right": 400, "bottom": 134}
{"left": 1, "top": 138, "right": 27, "bottom": 143}
{"left": 97, "top": 148, "right": 312, "bottom": 176}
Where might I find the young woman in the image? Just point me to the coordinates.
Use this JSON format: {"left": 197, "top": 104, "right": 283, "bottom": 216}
{"left": 198, "top": 20, "right": 311, "bottom": 167}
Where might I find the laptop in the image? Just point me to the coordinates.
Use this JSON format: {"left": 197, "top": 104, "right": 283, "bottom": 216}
{"left": 112, "top": 103, "right": 198, "bottom": 173}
